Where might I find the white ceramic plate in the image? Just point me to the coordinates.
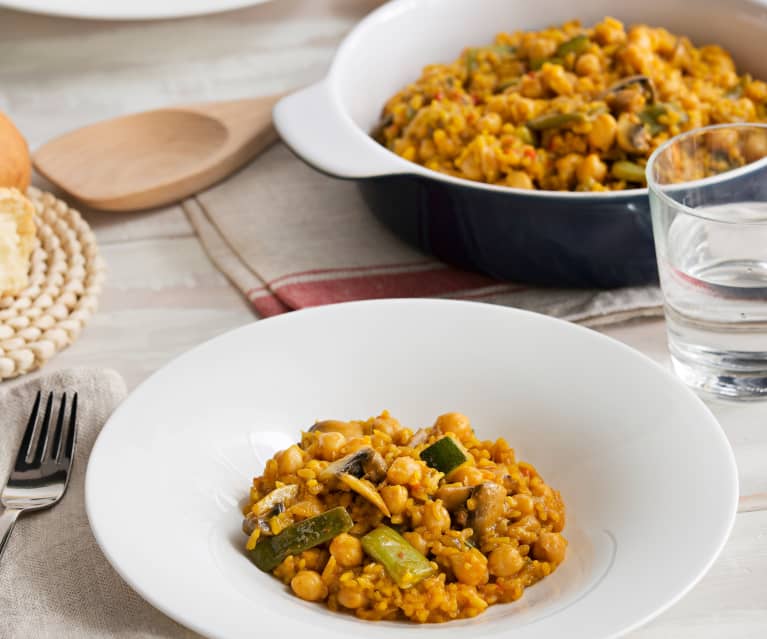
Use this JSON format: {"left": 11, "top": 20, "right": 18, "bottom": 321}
{"left": 85, "top": 300, "right": 738, "bottom": 639}
{"left": 0, "top": 0, "right": 272, "bottom": 20}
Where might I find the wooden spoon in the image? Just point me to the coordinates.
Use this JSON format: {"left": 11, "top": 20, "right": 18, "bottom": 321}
{"left": 33, "top": 94, "right": 280, "bottom": 211}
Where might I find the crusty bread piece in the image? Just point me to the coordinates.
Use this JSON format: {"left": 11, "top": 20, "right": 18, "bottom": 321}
{"left": 0, "top": 112, "right": 31, "bottom": 191}
{"left": 0, "top": 188, "right": 36, "bottom": 296}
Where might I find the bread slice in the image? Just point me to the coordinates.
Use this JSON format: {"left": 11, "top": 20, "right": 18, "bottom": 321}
{"left": 0, "top": 112, "right": 31, "bottom": 191}
{"left": 0, "top": 188, "right": 36, "bottom": 296}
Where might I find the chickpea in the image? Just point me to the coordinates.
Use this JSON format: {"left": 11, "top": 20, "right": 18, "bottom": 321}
{"left": 526, "top": 38, "right": 557, "bottom": 61}
{"left": 506, "top": 171, "right": 534, "bottom": 189}
{"left": 488, "top": 544, "right": 525, "bottom": 577}
{"left": 422, "top": 500, "right": 451, "bottom": 534}
{"left": 575, "top": 52, "right": 601, "bottom": 77}
{"left": 380, "top": 485, "right": 408, "bottom": 515}
{"left": 435, "top": 412, "right": 473, "bottom": 439}
{"left": 555, "top": 153, "right": 581, "bottom": 189}
{"left": 277, "top": 445, "right": 304, "bottom": 475}
{"left": 419, "top": 138, "right": 437, "bottom": 162}
{"left": 576, "top": 154, "right": 608, "bottom": 186}
{"left": 290, "top": 570, "right": 328, "bottom": 601}
{"left": 706, "top": 128, "right": 739, "bottom": 153}
{"left": 387, "top": 456, "right": 422, "bottom": 485}
{"left": 587, "top": 113, "right": 617, "bottom": 151}
{"left": 627, "top": 26, "right": 653, "bottom": 50}
{"left": 514, "top": 493, "right": 535, "bottom": 515}
{"left": 478, "top": 112, "right": 503, "bottom": 135}
{"left": 457, "top": 149, "right": 483, "bottom": 181}
{"left": 403, "top": 531, "right": 429, "bottom": 555}
{"left": 317, "top": 432, "right": 346, "bottom": 461}
{"left": 433, "top": 129, "right": 457, "bottom": 157}
{"left": 372, "top": 412, "right": 403, "bottom": 437}
{"left": 746, "top": 79, "right": 767, "bottom": 102}
{"left": 509, "top": 514, "right": 542, "bottom": 544}
{"left": 744, "top": 130, "right": 767, "bottom": 162}
{"left": 342, "top": 437, "right": 370, "bottom": 454}
{"left": 519, "top": 74, "right": 544, "bottom": 99}
{"left": 541, "top": 63, "right": 573, "bottom": 96}
{"left": 449, "top": 548, "right": 489, "bottom": 586}
{"left": 593, "top": 17, "right": 626, "bottom": 46}
{"left": 329, "top": 533, "right": 362, "bottom": 567}
{"left": 449, "top": 465, "right": 485, "bottom": 487}
{"left": 532, "top": 531, "right": 568, "bottom": 564}
{"left": 622, "top": 43, "right": 650, "bottom": 74}
{"left": 299, "top": 549, "right": 327, "bottom": 571}
{"left": 337, "top": 585, "right": 367, "bottom": 609}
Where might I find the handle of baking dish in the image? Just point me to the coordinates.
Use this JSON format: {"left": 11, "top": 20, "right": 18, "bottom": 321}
{"left": 273, "top": 81, "right": 403, "bottom": 179}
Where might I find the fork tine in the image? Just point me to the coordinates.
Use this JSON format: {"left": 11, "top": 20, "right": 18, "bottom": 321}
{"left": 14, "top": 391, "right": 42, "bottom": 468}
{"left": 31, "top": 393, "right": 55, "bottom": 464}
{"left": 48, "top": 393, "right": 67, "bottom": 462}
{"left": 62, "top": 392, "right": 78, "bottom": 462}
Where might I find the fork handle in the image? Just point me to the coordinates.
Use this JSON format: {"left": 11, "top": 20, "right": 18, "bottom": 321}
{"left": 0, "top": 508, "right": 22, "bottom": 563}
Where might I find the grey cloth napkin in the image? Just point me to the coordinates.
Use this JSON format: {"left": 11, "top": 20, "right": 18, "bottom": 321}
{"left": 0, "top": 368, "right": 199, "bottom": 639}
{"left": 185, "top": 143, "right": 664, "bottom": 326}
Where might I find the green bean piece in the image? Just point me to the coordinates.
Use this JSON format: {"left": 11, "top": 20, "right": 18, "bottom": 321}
{"left": 516, "top": 125, "right": 537, "bottom": 146}
{"left": 639, "top": 102, "right": 688, "bottom": 135}
{"left": 555, "top": 34, "right": 590, "bottom": 57}
{"left": 466, "top": 49, "right": 478, "bottom": 76}
{"left": 361, "top": 526, "right": 436, "bottom": 588}
{"left": 638, "top": 104, "right": 668, "bottom": 135}
{"left": 249, "top": 506, "right": 353, "bottom": 572}
{"left": 526, "top": 112, "right": 586, "bottom": 131}
{"left": 420, "top": 436, "right": 468, "bottom": 475}
{"left": 611, "top": 160, "right": 647, "bottom": 183}
{"left": 495, "top": 78, "right": 521, "bottom": 93}
{"left": 487, "top": 44, "right": 517, "bottom": 57}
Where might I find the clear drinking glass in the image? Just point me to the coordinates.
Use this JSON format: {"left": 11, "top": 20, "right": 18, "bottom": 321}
{"left": 646, "top": 123, "right": 767, "bottom": 400}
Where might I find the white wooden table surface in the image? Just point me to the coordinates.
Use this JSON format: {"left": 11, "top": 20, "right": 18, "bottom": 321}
{"left": 0, "top": 1, "right": 765, "bottom": 636}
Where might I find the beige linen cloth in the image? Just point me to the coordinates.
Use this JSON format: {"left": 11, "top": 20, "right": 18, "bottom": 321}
{"left": 0, "top": 368, "right": 198, "bottom": 639}
{"left": 185, "top": 143, "right": 663, "bottom": 327}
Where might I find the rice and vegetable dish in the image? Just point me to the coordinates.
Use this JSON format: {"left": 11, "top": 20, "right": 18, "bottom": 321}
{"left": 372, "top": 17, "right": 767, "bottom": 191}
{"left": 242, "top": 412, "right": 567, "bottom": 622}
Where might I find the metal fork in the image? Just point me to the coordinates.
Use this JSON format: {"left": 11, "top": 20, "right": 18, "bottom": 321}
{"left": 0, "top": 391, "right": 78, "bottom": 563}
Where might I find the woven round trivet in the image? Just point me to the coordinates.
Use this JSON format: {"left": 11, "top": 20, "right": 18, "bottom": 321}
{"left": 0, "top": 187, "right": 105, "bottom": 381}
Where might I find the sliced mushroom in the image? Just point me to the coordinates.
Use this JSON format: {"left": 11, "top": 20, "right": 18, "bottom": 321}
{"left": 242, "top": 484, "right": 299, "bottom": 535}
{"left": 501, "top": 474, "right": 519, "bottom": 494}
{"left": 408, "top": 427, "right": 432, "bottom": 447}
{"left": 362, "top": 450, "right": 389, "bottom": 482}
{"left": 309, "top": 419, "right": 367, "bottom": 439}
{"left": 317, "top": 446, "right": 388, "bottom": 483}
{"left": 436, "top": 484, "right": 474, "bottom": 511}
{"left": 616, "top": 113, "right": 650, "bottom": 154}
{"left": 338, "top": 473, "right": 391, "bottom": 517}
{"left": 470, "top": 482, "right": 507, "bottom": 542}
{"left": 602, "top": 74, "right": 657, "bottom": 105}
{"left": 605, "top": 89, "right": 646, "bottom": 114}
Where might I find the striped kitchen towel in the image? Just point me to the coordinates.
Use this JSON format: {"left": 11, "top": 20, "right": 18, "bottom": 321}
{"left": 184, "top": 143, "right": 662, "bottom": 326}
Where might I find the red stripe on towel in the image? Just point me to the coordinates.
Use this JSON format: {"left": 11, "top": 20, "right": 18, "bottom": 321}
{"left": 266, "top": 259, "right": 437, "bottom": 287}
{"left": 270, "top": 268, "right": 502, "bottom": 309}
{"left": 250, "top": 291, "right": 292, "bottom": 317}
